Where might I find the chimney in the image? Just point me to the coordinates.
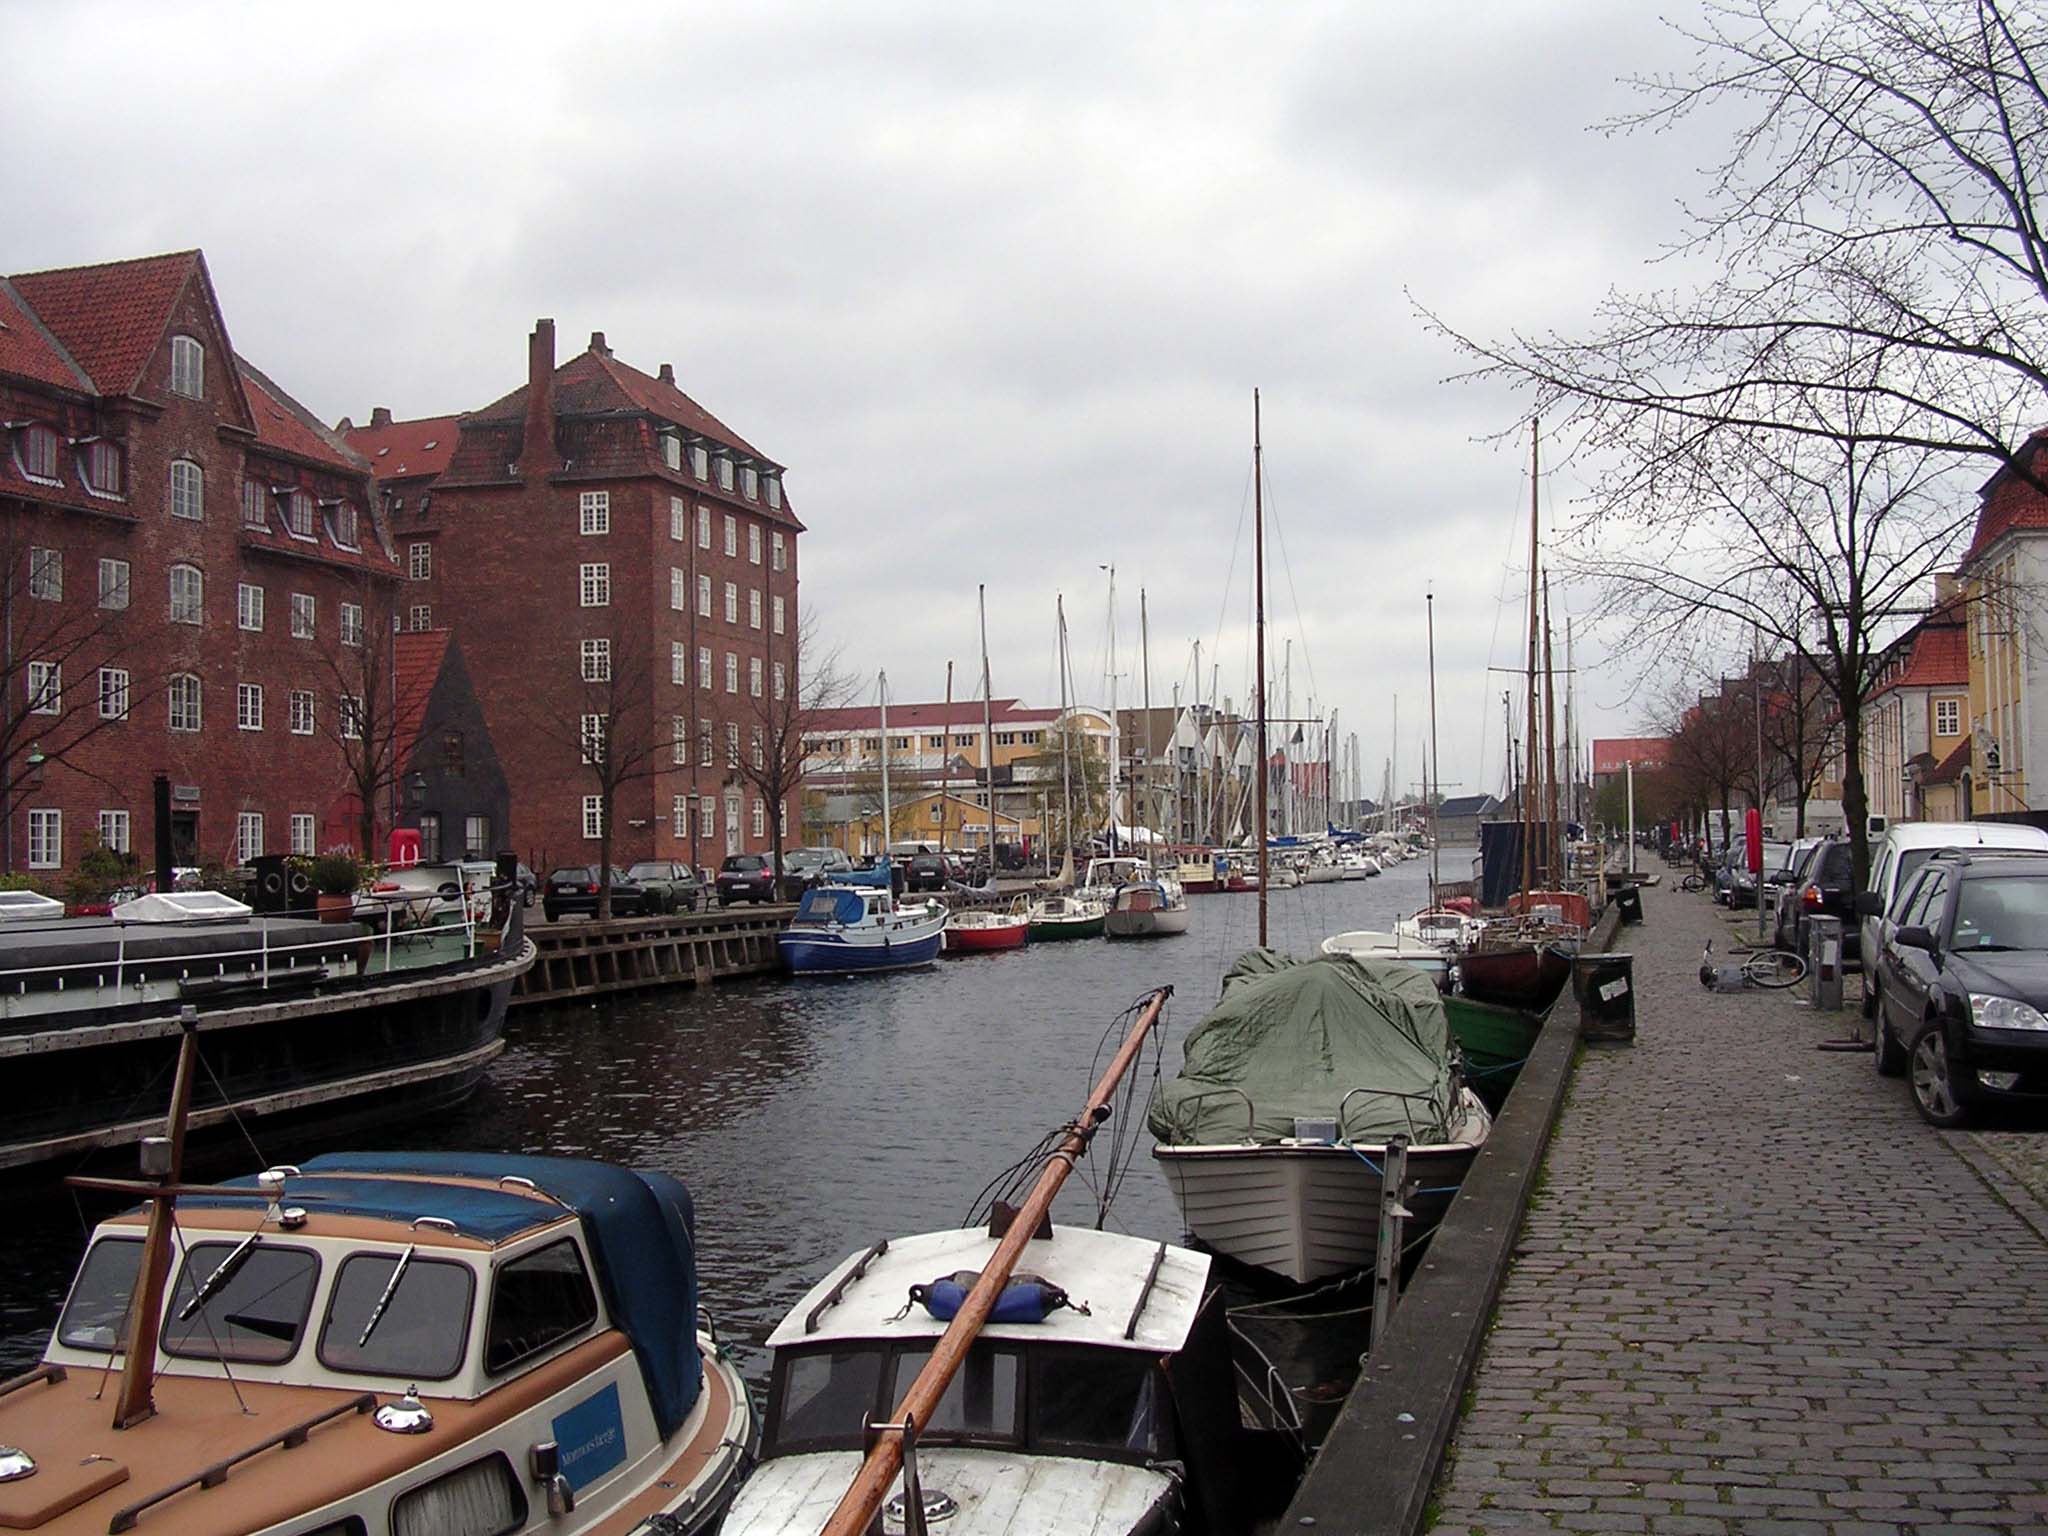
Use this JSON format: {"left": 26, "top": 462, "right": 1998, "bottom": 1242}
{"left": 588, "top": 330, "right": 609, "bottom": 357}
{"left": 658, "top": 363, "right": 675, "bottom": 387}
{"left": 1935, "top": 571, "right": 1961, "bottom": 604}
{"left": 370, "top": 406, "right": 393, "bottom": 428}
{"left": 520, "top": 319, "right": 556, "bottom": 482}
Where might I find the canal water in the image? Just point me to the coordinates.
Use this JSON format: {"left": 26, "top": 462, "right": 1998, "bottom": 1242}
{"left": 2, "top": 853, "right": 1458, "bottom": 1386}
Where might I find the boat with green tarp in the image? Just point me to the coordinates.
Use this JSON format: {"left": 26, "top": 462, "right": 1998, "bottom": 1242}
{"left": 1443, "top": 993, "right": 1545, "bottom": 1113}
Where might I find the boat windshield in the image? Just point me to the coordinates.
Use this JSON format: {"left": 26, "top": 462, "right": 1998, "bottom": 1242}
{"left": 162, "top": 1241, "right": 321, "bottom": 1363}
{"left": 319, "top": 1251, "right": 476, "bottom": 1380}
{"left": 56, "top": 1235, "right": 143, "bottom": 1352}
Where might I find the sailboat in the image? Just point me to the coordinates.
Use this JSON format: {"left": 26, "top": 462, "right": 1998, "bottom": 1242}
{"left": 1026, "top": 596, "right": 1108, "bottom": 940}
{"left": 1103, "top": 589, "right": 1192, "bottom": 940}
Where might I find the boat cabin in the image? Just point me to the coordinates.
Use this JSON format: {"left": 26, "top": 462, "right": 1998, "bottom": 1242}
{"left": 11, "top": 1153, "right": 749, "bottom": 1536}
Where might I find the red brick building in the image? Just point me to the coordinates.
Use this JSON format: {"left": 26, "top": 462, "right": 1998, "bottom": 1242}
{"left": 347, "top": 321, "right": 804, "bottom": 872}
{"left": 0, "top": 250, "right": 401, "bottom": 879}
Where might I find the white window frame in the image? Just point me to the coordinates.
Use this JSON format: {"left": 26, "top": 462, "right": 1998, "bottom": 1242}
{"left": 235, "top": 812, "right": 264, "bottom": 865}
{"left": 27, "top": 809, "right": 59, "bottom": 870}
{"left": 327, "top": 501, "right": 360, "bottom": 550}
{"left": 580, "top": 713, "right": 607, "bottom": 764}
{"left": 98, "top": 666, "right": 129, "bottom": 721}
{"left": 773, "top": 661, "right": 786, "bottom": 701}
{"left": 98, "top": 809, "right": 131, "bottom": 855}
{"left": 237, "top": 682, "right": 263, "bottom": 732}
{"left": 772, "top": 531, "right": 786, "bottom": 571}
{"left": 748, "top": 523, "right": 762, "bottom": 563}
{"left": 699, "top": 795, "right": 715, "bottom": 837}
{"left": 697, "top": 504, "right": 711, "bottom": 548}
{"left": 168, "top": 673, "right": 202, "bottom": 732}
{"left": 767, "top": 475, "right": 783, "bottom": 512}
{"left": 673, "top": 795, "right": 689, "bottom": 838}
{"left": 671, "top": 642, "right": 687, "bottom": 685}
{"left": 579, "top": 490, "right": 610, "bottom": 535}
{"left": 409, "top": 542, "right": 432, "bottom": 580}
{"left": 699, "top": 717, "right": 713, "bottom": 768}
{"left": 699, "top": 646, "right": 712, "bottom": 690}
{"left": 661, "top": 431, "right": 682, "bottom": 471}
{"left": 289, "top": 690, "right": 315, "bottom": 735}
{"left": 751, "top": 798, "right": 766, "bottom": 838}
{"left": 697, "top": 574, "right": 712, "bottom": 618}
{"left": 83, "top": 439, "right": 122, "bottom": 498}
{"left": 169, "top": 459, "right": 204, "bottom": 521}
{"left": 773, "top": 595, "right": 786, "bottom": 636}
{"left": 18, "top": 424, "right": 60, "bottom": 484}
{"left": 672, "top": 715, "right": 689, "bottom": 764}
{"left": 723, "top": 513, "right": 736, "bottom": 557}
{"left": 242, "top": 479, "right": 268, "bottom": 529}
{"left": 582, "top": 638, "right": 612, "bottom": 682}
{"left": 750, "top": 656, "right": 763, "bottom": 698}
{"left": 340, "top": 694, "right": 364, "bottom": 740}
{"left": 290, "top": 813, "right": 316, "bottom": 855}
{"left": 582, "top": 795, "right": 604, "bottom": 839}
{"left": 671, "top": 568, "right": 686, "bottom": 611}
{"left": 723, "top": 582, "right": 738, "bottom": 624}
{"left": 290, "top": 592, "right": 316, "bottom": 639}
{"left": 717, "top": 456, "right": 735, "bottom": 492}
{"left": 725, "top": 652, "right": 739, "bottom": 694}
{"left": 1936, "top": 697, "right": 1961, "bottom": 736}
{"left": 670, "top": 496, "right": 687, "bottom": 541}
{"left": 749, "top": 588, "right": 762, "bottom": 629}
{"left": 287, "top": 490, "right": 317, "bottom": 540}
{"left": 726, "top": 722, "right": 740, "bottom": 768}
{"left": 580, "top": 563, "right": 610, "bottom": 608}
{"left": 168, "top": 563, "right": 203, "bottom": 625}
{"left": 169, "top": 335, "right": 204, "bottom": 398}
{"left": 408, "top": 604, "right": 432, "bottom": 632}
{"left": 237, "top": 582, "right": 264, "bottom": 632}
{"left": 340, "top": 602, "right": 364, "bottom": 647}
{"left": 26, "top": 661, "right": 60, "bottom": 716}
{"left": 464, "top": 814, "right": 490, "bottom": 859}
{"left": 97, "top": 557, "right": 129, "bottom": 610}
{"left": 751, "top": 726, "right": 764, "bottom": 770}
{"left": 29, "top": 547, "right": 61, "bottom": 602}
{"left": 691, "top": 444, "right": 710, "bottom": 482}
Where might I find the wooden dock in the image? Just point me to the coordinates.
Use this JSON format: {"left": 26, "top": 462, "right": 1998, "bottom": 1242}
{"left": 512, "top": 906, "right": 793, "bottom": 1007}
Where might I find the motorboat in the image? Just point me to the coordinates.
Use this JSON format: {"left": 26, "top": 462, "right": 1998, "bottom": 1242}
{"left": 0, "top": 882, "right": 533, "bottom": 1180}
{"left": 1318, "top": 928, "right": 1454, "bottom": 986}
{"left": 1396, "top": 908, "right": 1486, "bottom": 950}
{"left": 1335, "top": 850, "right": 1380, "bottom": 880}
{"left": 1151, "top": 950, "right": 1491, "bottom": 1284}
{"left": 1024, "top": 892, "right": 1106, "bottom": 942}
{"left": 1102, "top": 879, "right": 1191, "bottom": 939}
{"left": 9, "top": 1136, "right": 754, "bottom": 1535}
{"left": 1457, "top": 915, "right": 1578, "bottom": 1011}
{"left": 943, "top": 905, "right": 1029, "bottom": 954}
{"left": 1174, "top": 851, "right": 1219, "bottom": 894}
{"left": 779, "top": 883, "right": 947, "bottom": 974}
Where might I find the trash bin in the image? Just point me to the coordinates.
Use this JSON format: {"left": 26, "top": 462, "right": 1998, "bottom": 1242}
{"left": 1614, "top": 884, "right": 1643, "bottom": 925}
{"left": 1806, "top": 915, "right": 1844, "bottom": 1011}
{"left": 1574, "top": 952, "right": 1636, "bottom": 1044}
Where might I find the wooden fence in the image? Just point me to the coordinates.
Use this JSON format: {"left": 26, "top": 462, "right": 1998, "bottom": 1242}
{"left": 512, "top": 905, "right": 794, "bottom": 1007}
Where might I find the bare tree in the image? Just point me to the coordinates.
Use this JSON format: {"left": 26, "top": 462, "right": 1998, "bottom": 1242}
{"left": 714, "top": 611, "right": 856, "bottom": 881}
{"left": 0, "top": 521, "right": 156, "bottom": 875}
{"left": 1755, "top": 651, "right": 1841, "bottom": 838}
{"left": 306, "top": 573, "right": 421, "bottom": 861}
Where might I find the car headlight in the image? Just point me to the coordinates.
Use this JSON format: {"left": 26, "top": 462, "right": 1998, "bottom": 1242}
{"left": 1968, "top": 994, "right": 2048, "bottom": 1031}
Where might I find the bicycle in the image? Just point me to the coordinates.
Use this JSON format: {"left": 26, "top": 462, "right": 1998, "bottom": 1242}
{"left": 1679, "top": 871, "right": 1708, "bottom": 893}
{"left": 1698, "top": 940, "right": 1807, "bottom": 990}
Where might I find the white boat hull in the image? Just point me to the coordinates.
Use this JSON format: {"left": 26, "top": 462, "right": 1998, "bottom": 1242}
{"left": 1103, "top": 904, "right": 1191, "bottom": 939}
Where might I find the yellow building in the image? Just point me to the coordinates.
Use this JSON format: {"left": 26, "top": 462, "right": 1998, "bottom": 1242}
{"left": 1863, "top": 580, "right": 1969, "bottom": 824}
{"left": 802, "top": 698, "right": 1110, "bottom": 779}
{"left": 1957, "top": 433, "right": 2048, "bottom": 817}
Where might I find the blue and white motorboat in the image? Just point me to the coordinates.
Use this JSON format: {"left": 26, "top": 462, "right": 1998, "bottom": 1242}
{"left": 778, "top": 883, "right": 948, "bottom": 975}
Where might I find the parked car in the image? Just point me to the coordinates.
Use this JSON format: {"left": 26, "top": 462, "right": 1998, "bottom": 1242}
{"left": 1726, "top": 839, "right": 1789, "bottom": 910}
{"left": 904, "top": 851, "right": 951, "bottom": 892}
{"left": 622, "top": 860, "right": 704, "bottom": 913}
{"left": 716, "top": 853, "right": 780, "bottom": 905}
{"left": 1869, "top": 849, "right": 2048, "bottom": 1126}
{"left": 1762, "top": 836, "right": 1823, "bottom": 918}
{"left": 1770, "top": 839, "right": 1827, "bottom": 949}
{"left": 542, "top": 865, "right": 658, "bottom": 921}
{"left": 778, "top": 846, "right": 854, "bottom": 900}
{"left": 1778, "top": 838, "right": 1862, "bottom": 968}
{"left": 514, "top": 861, "right": 537, "bottom": 908}
{"left": 1856, "top": 819, "right": 2048, "bottom": 1014}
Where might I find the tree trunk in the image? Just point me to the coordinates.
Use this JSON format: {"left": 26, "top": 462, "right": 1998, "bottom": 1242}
{"left": 1841, "top": 708, "right": 1871, "bottom": 894}
{"left": 596, "top": 785, "right": 614, "bottom": 921}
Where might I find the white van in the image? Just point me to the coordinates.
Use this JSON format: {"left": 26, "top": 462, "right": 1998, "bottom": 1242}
{"left": 1857, "top": 820, "right": 2048, "bottom": 1012}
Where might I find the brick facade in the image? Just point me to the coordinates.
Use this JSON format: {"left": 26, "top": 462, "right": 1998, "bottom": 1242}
{"left": 0, "top": 251, "right": 400, "bottom": 880}
{"left": 351, "top": 321, "right": 804, "bottom": 873}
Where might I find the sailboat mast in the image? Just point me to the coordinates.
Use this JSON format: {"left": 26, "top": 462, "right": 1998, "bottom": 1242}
{"left": 1427, "top": 589, "right": 1442, "bottom": 894}
{"left": 1254, "top": 389, "right": 1270, "bottom": 947}
{"left": 1106, "top": 566, "right": 1118, "bottom": 856}
{"left": 1057, "top": 597, "right": 1073, "bottom": 867}
{"left": 1522, "top": 420, "right": 1540, "bottom": 896}
{"left": 979, "top": 586, "right": 996, "bottom": 859}
{"left": 1140, "top": 588, "right": 1152, "bottom": 856}
{"left": 943, "top": 660, "right": 954, "bottom": 853}
{"left": 1542, "top": 573, "right": 1558, "bottom": 883}
{"left": 879, "top": 671, "right": 892, "bottom": 860}
{"left": 1564, "top": 617, "right": 1576, "bottom": 831}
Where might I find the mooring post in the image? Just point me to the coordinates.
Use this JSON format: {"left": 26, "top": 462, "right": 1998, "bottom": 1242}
{"left": 1371, "top": 1135, "right": 1412, "bottom": 1351}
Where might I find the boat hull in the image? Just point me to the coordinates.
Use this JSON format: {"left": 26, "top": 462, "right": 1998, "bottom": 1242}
{"left": 1459, "top": 943, "right": 1573, "bottom": 1011}
{"left": 944, "top": 920, "right": 1028, "bottom": 953}
{"left": 1026, "top": 913, "right": 1105, "bottom": 941}
{"left": 780, "top": 927, "right": 945, "bottom": 973}
{"left": 1444, "top": 994, "right": 1545, "bottom": 1112}
{"left": 1103, "top": 905, "right": 1191, "bottom": 939}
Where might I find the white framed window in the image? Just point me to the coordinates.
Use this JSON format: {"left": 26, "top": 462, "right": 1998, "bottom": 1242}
{"left": 290, "top": 592, "right": 315, "bottom": 638}
{"left": 726, "top": 722, "right": 740, "bottom": 768}
{"left": 717, "top": 456, "right": 735, "bottom": 492}
{"left": 237, "top": 582, "right": 264, "bottom": 631}
{"left": 691, "top": 444, "right": 710, "bottom": 481}
{"left": 749, "top": 656, "right": 763, "bottom": 697}
{"left": 723, "top": 513, "right": 736, "bottom": 556}
{"left": 699, "top": 645, "right": 712, "bottom": 690}
{"left": 772, "top": 531, "right": 786, "bottom": 571}
{"left": 83, "top": 439, "right": 122, "bottom": 497}
{"left": 748, "top": 523, "right": 762, "bottom": 563}
{"left": 18, "top": 424, "right": 60, "bottom": 484}
{"left": 29, "top": 547, "right": 61, "bottom": 602}
{"left": 168, "top": 563, "right": 202, "bottom": 624}
{"left": 289, "top": 690, "right": 314, "bottom": 735}
{"left": 241, "top": 479, "right": 267, "bottom": 528}
{"left": 671, "top": 642, "right": 687, "bottom": 685}
{"left": 660, "top": 431, "right": 682, "bottom": 471}
{"left": 751, "top": 798, "right": 765, "bottom": 838}
{"left": 98, "top": 667, "right": 129, "bottom": 720}
{"left": 773, "top": 661, "right": 786, "bottom": 700}
{"left": 464, "top": 814, "right": 490, "bottom": 858}
{"left": 579, "top": 490, "right": 610, "bottom": 535}
{"left": 409, "top": 542, "right": 432, "bottom": 580}
{"left": 723, "top": 582, "right": 737, "bottom": 624}
{"left": 287, "top": 490, "right": 316, "bottom": 539}
{"left": 339, "top": 693, "right": 364, "bottom": 740}
{"left": 697, "top": 573, "right": 712, "bottom": 617}
{"left": 583, "top": 638, "right": 612, "bottom": 682}
{"left": 289, "top": 813, "right": 315, "bottom": 855}
{"left": 697, "top": 504, "right": 711, "bottom": 548}
{"left": 169, "top": 458, "right": 204, "bottom": 520}
{"left": 580, "top": 563, "right": 610, "bottom": 607}
{"left": 169, "top": 335, "right": 204, "bottom": 398}
{"left": 582, "top": 795, "right": 604, "bottom": 839}
{"left": 97, "top": 809, "right": 131, "bottom": 855}
{"left": 699, "top": 717, "right": 713, "bottom": 767}
{"left": 751, "top": 726, "right": 764, "bottom": 770}
{"left": 670, "top": 496, "right": 687, "bottom": 541}
{"left": 340, "top": 602, "right": 363, "bottom": 647}
{"left": 725, "top": 652, "right": 738, "bottom": 694}
{"left": 168, "top": 673, "right": 202, "bottom": 732}
{"left": 773, "top": 594, "right": 786, "bottom": 635}
{"left": 26, "top": 661, "right": 60, "bottom": 715}
{"left": 672, "top": 715, "right": 689, "bottom": 764}
{"left": 671, "top": 568, "right": 686, "bottom": 611}
{"left": 97, "top": 558, "right": 129, "bottom": 610}
{"left": 742, "top": 465, "right": 759, "bottom": 502}
{"left": 673, "top": 795, "right": 689, "bottom": 837}
{"left": 767, "top": 475, "right": 783, "bottom": 512}
{"left": 749, "top": 588, "right": 762, "bottom": 629}
{"left": 580, "top": 713, "right": 606, "bottom": 764}
{"left": 27, "top": 809, "right": 59, "bottom": 870}
{"left": 237, "top": 683, "right": 263, "bottom": 731}
{"left": 327, "top": 502, "right": 359, "bottom": 549}
{"left": 699, "top": 794, "right": 715, "bottom": 837}
{"left": 1936, "top": 697, "right": 1961, "bottom": 736}
{"left": 235, "top": 812, "right": 264, "bottom": 864}
{"left": 406, "top": 604, "right": 431, "bottom": 631}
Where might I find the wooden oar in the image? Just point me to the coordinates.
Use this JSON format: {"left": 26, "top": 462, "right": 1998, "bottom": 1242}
{"left": 817, "top": 984, "right": 1173, "bottom": 1536}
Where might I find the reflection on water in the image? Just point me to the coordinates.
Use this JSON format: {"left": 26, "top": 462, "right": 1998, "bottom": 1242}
{"left": 2, "top": 854, "right": 1457, "bottom": 1380}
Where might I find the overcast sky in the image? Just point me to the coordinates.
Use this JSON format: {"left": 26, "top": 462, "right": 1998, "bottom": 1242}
{"left": 4, "top": 1, "right": 1736, "bottom": 805}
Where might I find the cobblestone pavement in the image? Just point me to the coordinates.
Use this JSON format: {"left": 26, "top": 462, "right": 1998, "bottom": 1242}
{"left": 1429, "top": 880, "right": 2048, "bottom": 1535}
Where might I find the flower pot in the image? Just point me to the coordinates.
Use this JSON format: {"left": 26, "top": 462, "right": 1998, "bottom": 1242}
{"left": 317, "top": 892, "right": 356, "bottom": 923}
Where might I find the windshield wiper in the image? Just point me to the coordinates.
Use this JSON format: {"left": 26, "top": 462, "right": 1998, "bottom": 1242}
{"left": 358, "top": 1244, "right": 416, "bottom": 1348}
{"left": 178, "top": 1231, "right": 261, "bottom": 1321}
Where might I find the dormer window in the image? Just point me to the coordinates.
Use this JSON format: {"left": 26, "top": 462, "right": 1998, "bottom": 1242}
{"left": 716, "top": 454, "right": 735, "bottom": 492}
{"left": 285, "top": 489, "right": 316, "bottom": 539}
{"left": 16, "top": 424, "right": 60, "bottom": 485}
{"left": 691, "top": 443, "right": 710, "bottom": 481}
{"left": 169, "top": 335, "right": 204, "bottom": 400}
{"left": 659, "top": 428, "right": 682, "bottom": 471}
{"left": 81, "top": 439, "right": 123, "bottom": 497}
{"left": 741, "top": 464, "right": 759, "bottom": 501}
{"left": 241, "top": 479, "right": 267, "bottom": 528}
{"left": 766, "top": 473, "right": 782, "bottom": 510}
{"left": 325, "top": 500, "right": 359, "bottom": 550}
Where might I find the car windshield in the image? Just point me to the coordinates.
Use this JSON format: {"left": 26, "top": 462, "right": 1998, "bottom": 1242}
{"left": 1950, "top": 877, "right": 2048, "bottom": 951}
{"left": 626, "top": 864, "right": 669, "bottom": 880}
{"left": 725, "top": 856, "right": 764, "bottom": 872}
{"left": 548, "top": 868, "right": 590, "bottom": 883}
{"left": 784, "top": 851, "right": 824, "bottom": 872}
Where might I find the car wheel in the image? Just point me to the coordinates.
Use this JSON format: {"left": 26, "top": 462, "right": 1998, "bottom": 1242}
{"left": 1908, "top": 1019, "right": 1970, "bottom": 1128}
{"left": 1871, "top": 986, "right": 1905, "bottom": 1076}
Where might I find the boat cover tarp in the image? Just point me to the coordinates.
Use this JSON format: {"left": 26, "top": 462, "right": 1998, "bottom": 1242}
{"left": 1147, "top": 950, "right": 1459, "bottom": 1146}
{"left": 797, "top": 888, "right": 864, "bottom": 924}
{"left": 837, "top": 860, "right": 893, "bottom": 889}
{"left": 294, "top": 1152, "right": 703, "bottom": 1439}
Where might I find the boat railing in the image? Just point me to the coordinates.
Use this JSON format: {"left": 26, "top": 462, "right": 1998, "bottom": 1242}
{"left": 1224, "top": 1324, "right": 1307, "bottom": 1450}
{"left": 107, "top": 1394, "right": 376, "bottom": 1533}
{"left": 1165, "top": 1086, "right": 1258, "bottom": 1143}
{"left": 1336, "top": 1087, "right": 1445, "bottom": 1146}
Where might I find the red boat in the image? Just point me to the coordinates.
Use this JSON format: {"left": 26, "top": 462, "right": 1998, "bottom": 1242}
{"left": 944, "top": 910, "right": 1029, "bottom": 953}
{"left": 1459, "top": 941, "right": 1574, "bottom": 1011}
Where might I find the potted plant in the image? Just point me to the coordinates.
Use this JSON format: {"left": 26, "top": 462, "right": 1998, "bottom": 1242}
{"left": 309, "top": 851, "right": 364, "bottom": 923}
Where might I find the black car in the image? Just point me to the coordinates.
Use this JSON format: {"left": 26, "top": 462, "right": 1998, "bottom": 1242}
{"left": 1776, "top": 838, "right": 1861, "bottom": 967}
{"left": 542, "top": 865, "right": 657, "bottom": 921}
{"left": 904, "top": 852, "right": 951, "bottom": 892}
{"left": 625, "top": 860, "right": 706, "bottom": 913}
{"left": 1870, "top": 850, "right": 2048, "bottom": 1126}
{"left": 716, "top": 853, "right": 780, "bottom": 905}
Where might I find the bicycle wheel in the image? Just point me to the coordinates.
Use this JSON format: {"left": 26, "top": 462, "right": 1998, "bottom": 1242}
{"left": 1743, "top": 949, "right": 1807, "bottom": 988}
{"left": 1680, "top": 872, "right": 1707, "bottom": 893}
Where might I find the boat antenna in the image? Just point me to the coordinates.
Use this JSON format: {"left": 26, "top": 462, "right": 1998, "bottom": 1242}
{"left": 1427, "top": 588, "right": 1441, "bottom": 895}
{"left": 818, "top": 985, "right": 1175, "bottom": 1536}
{"left": 1254, "top": 389, "right": 1269, "bottom": 947}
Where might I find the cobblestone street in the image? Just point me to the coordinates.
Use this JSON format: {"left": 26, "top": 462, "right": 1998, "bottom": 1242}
{"left": 1430, "top": 879, "right": 2048, "bottom": 1535}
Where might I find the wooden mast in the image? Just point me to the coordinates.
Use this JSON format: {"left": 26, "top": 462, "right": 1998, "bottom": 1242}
{"left": 878, "top": 672, "right": 892, "bottom": 858}
{"left": 818, "top": 985, "right": 1175, "bottom": 1536}
{"left": 1140, "top": 588, "right": 1152, "bottom": 858}
{"left": 1542, "top": 572, "right": 1559, "bottom": 882}
{"left": 1521, "top": 420, "right": 1540, "bottom": 897}
{"left": 112, "top": 1013, "right": 201, "bottom": 1428}
{"left": 979, "top": 585, "right": 996, "bottom": 862}
{"left": 1427, "top": 589, "right": 1442, "bottom": 896}
{"left": 1057, "top": 597, "right": 1073, "bottom": 881}
{"left": 942, "top": 660, "right": 954, "bottom": 855}
{"left": 1254, "top": 389, "right": 1270, "bottom": 947}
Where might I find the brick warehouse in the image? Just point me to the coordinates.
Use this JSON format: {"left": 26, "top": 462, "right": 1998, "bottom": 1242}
{"left": 346, "top": 319, "right": 804, "bottom": 871}
{"left": 0, "top": 250, "right": 402, "bottom": 879}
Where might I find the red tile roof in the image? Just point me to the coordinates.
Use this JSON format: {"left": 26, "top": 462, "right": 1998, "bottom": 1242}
{"left": 344, "top": 415, "right": 461, "bottom": 482}
{"left": 1591, "top": 737, "right": 1668, "bottom": 775}
{"left": 0, "top": 279, "right": 91, "bottom": 393}
{"left": 393, "top": 630, "right": 451, "bottom": 752}
{"left": 469, "top": 346, "right": 768, "bottom": 461}
{"left": 237, "top": 357, "right": 366, "bottom": 475}
{"left": 1963, "top": 428, "right": 2048, "bottom": 564}
{"left": 1890, "top": 620, "right": 1968, "bottom": 692}
{"left": 1926, "top": 736, "right": 1972, "bottom": 785}
{"left": 9, "top": 251, "right": 200, "bottom": 396}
